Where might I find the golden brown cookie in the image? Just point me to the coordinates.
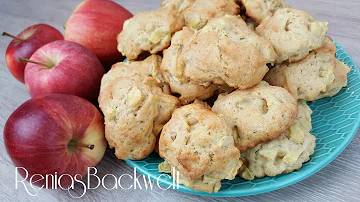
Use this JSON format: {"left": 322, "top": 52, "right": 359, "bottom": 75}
{"left": 182, "top": 15, "right": 276, "bottom": 89}
{"left": 256, "top": 8, "right": 328, "bottom": 63}
{"left": 239, "top": 100, "right": 316, "bottom": 180}
{"left": 264, "top": 37, "right": 338, "bottom": 101}
{"left": 101, "top": 55, "right": 170, "bottom": 93}
{"left": 159, "top": 102, "right": 242, "bottom": 193}
{"left": 161, "top": 27, "right": 218, "bottom": 104}
{"left": 99, "top": 77, "right": 179, "bottom": 160}
{"left": 117, "top": 7, "right": 184, "bottom": 60}
{"left": 240, "top": 0, "right": 286, "bottom": 24}
{"left": 161, "top": 0, "right": 240, "bottom": 30}
{"left": 212, "top": 81, "right": 297, "bottom": 152}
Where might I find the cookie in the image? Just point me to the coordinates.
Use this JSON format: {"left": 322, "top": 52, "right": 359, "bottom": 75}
{"left": 182, "top": 15, "right": 276, "bottom": 89}
{"left": 117, "top": 7, "right": 184, "bottom": 60}
{"left": 101, "top": 55, "right": 170, "bottom": 94}
{"left": 161, "top": 27, "right": 218, "bottom": 104}
{"left": 264, "top": 37, "right": 337, "bottom": 101}
{"left": 256, "top": 8, "right": 328, "bottom": 63}
{"left": 212, "top": 81, "right": 297, "bottom": 152}
{"left": 99, "top": 77, "right": 179, "bottom": 160}
{"left": 161, "top": 0, "right": 240, "bottom": 30}
{"left": 159, "top": 102, "right": 242, "bottom": 193}
{"left": 240, "top": 0, "right": 286, "bottom": 23}
{"left": 239, "top": 100, "right": 316, "bottom": 180}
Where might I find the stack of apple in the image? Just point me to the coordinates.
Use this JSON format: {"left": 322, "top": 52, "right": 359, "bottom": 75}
{"left": 3, "top": 0, "right": 133, "bottom": 188}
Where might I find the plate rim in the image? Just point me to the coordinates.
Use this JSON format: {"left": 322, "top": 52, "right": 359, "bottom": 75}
{"left": 125, "top": 40, "right": 360, "bottom": 197}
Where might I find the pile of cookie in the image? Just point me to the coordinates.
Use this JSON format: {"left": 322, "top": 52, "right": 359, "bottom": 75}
{"left": 98, "top": 0, "right": 351, "bottom": 193}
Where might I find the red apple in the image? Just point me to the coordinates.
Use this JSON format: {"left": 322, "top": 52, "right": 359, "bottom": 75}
{"left": 23, "top": 40, "right": 105, "bottom": 102}
{"left": 3, "top": 24, "right": 64, "bottom": 83}
{"left": 4, "top": 94, "right": 107, "bottom": 188}
{"left": 64, "top": 0, "right": 133, "bottom": 68}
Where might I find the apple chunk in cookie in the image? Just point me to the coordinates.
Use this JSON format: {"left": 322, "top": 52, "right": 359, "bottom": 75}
{"left": 159, "top": 102, "right": 242, "bottom": 193}
{"left": 212, "top": 81, "right": 298, "bottom": 152}
{"left": 181, "top": 15, "right": 276, "bottom": 89}
{"left": 99, "top": 77, "right": 179, "bottom": 160}
{"left": 319, "top": 59, "right": 351, "bottom": 99}
{"left": 117, "top": 7, "right": 184, "bottom": 60}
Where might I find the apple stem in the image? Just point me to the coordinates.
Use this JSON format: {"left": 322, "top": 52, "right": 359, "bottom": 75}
{"left": 81, "top": 144, "right": 95, "bottom": 150}
{"left": 68, "top": 141, "right": 95, "bottom": 150}
{"left": 2, "top": 32, "right": 22, "bottom": 41}
{"left": 18, "top": 58, "right": 53, "bottom": 69}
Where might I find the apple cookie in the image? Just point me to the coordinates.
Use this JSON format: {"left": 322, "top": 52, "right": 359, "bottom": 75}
{"left": 117, "top": 7, "right": 184, "bottom": 60}
{"left": 239, "top": 0, "right": 286, "bottom": 24}
{"left": 159, "top": 102, "right": 242, "bottom": 193}
{"left": 161, "top": 27, "right": 218, "bottom": 104}
{"left": 239, "top": 100, "right": 316, "bottom": 180}
{"left": 99, "top": 77, "right": 180, "bottom": 160}
{"left": 212, "top": 81, "right": 297, "bottom": 152}
{"left": 161, "top": 0, "right": 240, "bottom": 30}
{"left": 256, "top": 8, "right": 328, "bottom": 63}
{"left": 100, "top": 55, "right": 170, "bottom": 94}
{"left": 264, "top": 37, "right": 348, "bottom": 101}
{"left": 182, "top": 15, "right": 276, "bottom": 89}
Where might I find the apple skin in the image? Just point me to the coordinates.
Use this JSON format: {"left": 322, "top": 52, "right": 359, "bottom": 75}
{"left": 64, "top": 0, "right": 133, "bottom": 69}
{"left": 4, "top": 94, "right": 107, "bottom": 188}
{"left": 24, "top": 40, "right": 105, "bottom": 102}
{"left": 4, "top": 24, "right": 64, "bottom": 83}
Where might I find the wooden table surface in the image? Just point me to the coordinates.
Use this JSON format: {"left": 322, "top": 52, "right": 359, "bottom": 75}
{"left": 0, "top": 0, "right": 359, "bottom": 201}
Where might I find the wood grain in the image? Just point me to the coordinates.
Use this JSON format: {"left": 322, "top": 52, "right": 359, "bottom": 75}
{"left": 0, "top": 0, "right": 359, "bottom": 201}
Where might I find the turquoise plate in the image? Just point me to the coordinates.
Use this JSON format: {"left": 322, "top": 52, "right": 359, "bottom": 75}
{"left": 125, "top": 41, "right": 360, "bottom": 197}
